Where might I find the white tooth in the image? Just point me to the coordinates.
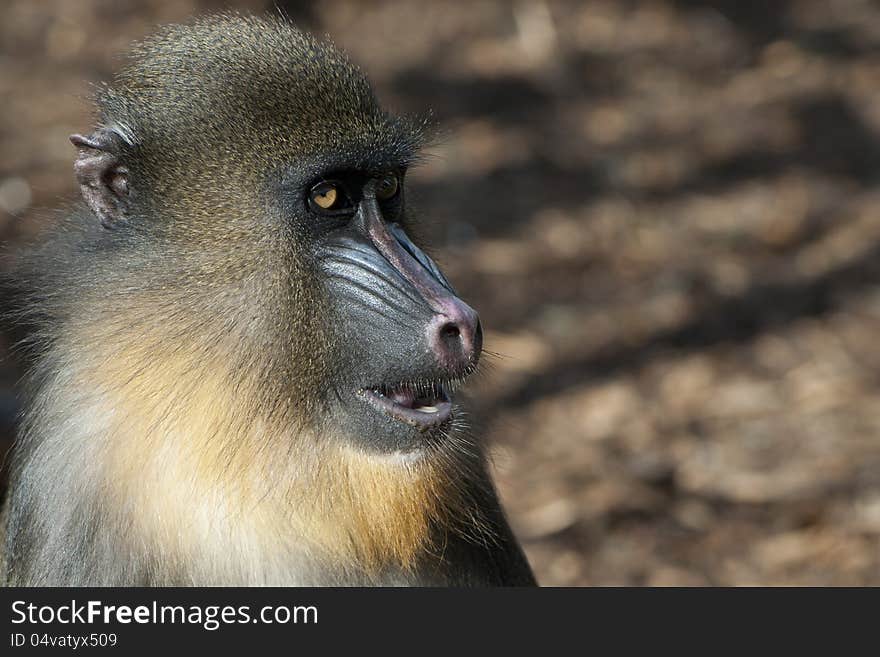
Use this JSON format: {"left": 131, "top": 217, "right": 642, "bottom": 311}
{"left": 419, "top": 405, "right": 438, "bottom": 413}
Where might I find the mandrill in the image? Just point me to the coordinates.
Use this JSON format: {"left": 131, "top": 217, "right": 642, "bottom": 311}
{"left": 1, "top": 14, "right": 535, "bottom": 586}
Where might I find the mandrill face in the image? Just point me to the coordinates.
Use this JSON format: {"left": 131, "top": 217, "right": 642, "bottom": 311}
{"left": 314, "top": 170, "right": 482, "bottom": 455}
{"left": 74, "top": 16, "right": 482, "bottom": 459}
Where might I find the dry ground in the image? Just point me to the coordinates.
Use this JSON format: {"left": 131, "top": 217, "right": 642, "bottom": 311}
{"left": 2, "top": 0, "right": 880, "bottom": 585}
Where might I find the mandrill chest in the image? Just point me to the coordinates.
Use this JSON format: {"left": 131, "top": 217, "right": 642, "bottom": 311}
{"left": 71, "top": 380, "right": 460, "bottom": 586}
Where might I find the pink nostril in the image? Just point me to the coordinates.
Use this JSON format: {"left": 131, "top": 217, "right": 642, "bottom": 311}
{"left": 427, "top": 300, "right": 482, "bottom": 373}
{"left": 441, "top": 323, "right": 461, "bottom": 340}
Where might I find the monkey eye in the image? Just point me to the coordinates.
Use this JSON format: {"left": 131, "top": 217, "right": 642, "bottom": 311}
{"left": 375, "top": 173, "right": 400, "bottom": 201}
{"left": 308, "top": 181, "right": 350, "bottom": 213}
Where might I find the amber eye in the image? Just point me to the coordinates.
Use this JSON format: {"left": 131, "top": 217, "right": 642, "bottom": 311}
{"left": 309, "top": 181, "right": 341, "bottom": 211}
{"left": 375, "top": 173, "right": 399, "bottom": 201}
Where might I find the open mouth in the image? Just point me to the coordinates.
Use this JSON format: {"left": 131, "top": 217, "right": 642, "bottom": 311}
{"left": 359, "top": 380, "right": 453, "bottom": 431}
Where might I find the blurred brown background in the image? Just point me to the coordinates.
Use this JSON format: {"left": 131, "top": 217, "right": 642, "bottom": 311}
{"left": 2, "top": 0, "right": 880, "bottom": 585}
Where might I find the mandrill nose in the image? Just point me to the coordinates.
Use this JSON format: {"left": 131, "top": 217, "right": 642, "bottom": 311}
{"left": 427, "top": 296, "right": 483, "bottom": 374}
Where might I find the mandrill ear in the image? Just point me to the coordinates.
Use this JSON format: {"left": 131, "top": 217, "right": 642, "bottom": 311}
{"left": 70, "top": 128, "right": 131, "bottom": 229}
